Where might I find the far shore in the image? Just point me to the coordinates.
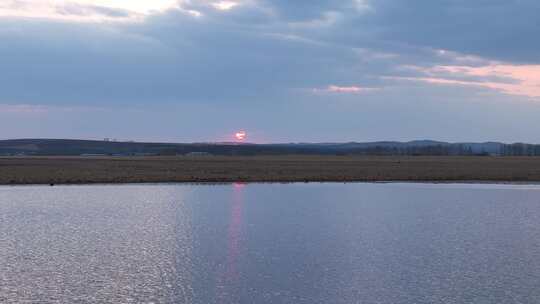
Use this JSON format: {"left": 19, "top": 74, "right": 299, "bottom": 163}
{"left": 2, "top": 155, "right": 540, "bottom": 185}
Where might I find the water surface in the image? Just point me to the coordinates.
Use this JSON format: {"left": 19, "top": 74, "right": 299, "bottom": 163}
{"left": 1, "top": 183, "right": 540, "bottom": 303}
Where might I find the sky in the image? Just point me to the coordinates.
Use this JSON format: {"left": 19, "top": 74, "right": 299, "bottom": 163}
{"left": 1, "top": 0, "right": 540, "bottom": 143}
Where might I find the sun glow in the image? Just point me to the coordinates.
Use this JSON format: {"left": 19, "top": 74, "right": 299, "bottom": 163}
{"left": 0, "top": 0, "right": 179, "bottom": 21}
{"left": 212, "top": 1, "right": 239, "bottom": 10}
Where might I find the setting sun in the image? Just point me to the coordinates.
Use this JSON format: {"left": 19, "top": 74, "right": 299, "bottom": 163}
{"left": 235, "top": 131, "right": 246, "bottom": 141}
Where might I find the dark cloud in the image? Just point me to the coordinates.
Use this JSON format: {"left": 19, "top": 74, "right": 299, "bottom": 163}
{"left": 248, "top": 0, "right": 540, "bottom": 63}
{"left": 356, "top": 0, "right": 540, "bottom": 63}
{"left": 56, "top": 3, "right": 132, "bottom": 18}
{"left": 256, "top": 0, "right": 357, "bottom": 21}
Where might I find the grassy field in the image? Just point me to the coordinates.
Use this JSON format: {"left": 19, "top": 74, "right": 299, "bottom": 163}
{"left": 2, "top": 155, "right": 540, "bottom": 185}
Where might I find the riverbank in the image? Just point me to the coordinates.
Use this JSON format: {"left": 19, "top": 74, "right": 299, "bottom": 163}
{"left": 2, "top": 156, "right": 540, "bottom": 185}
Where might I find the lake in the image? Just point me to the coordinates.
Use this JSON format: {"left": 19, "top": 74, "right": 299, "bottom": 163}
{"left": 1, "top": 183, "right": 540, "bottom": 303}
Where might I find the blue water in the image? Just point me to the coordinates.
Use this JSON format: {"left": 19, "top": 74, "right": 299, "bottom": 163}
{"left": 1, "top": 183, "right": 540, "bottom": 303}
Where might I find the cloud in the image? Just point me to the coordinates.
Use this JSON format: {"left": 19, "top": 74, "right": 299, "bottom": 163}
{"left": 1, "top": 0, "right": 540, "bottom": 141}
{"left": 1, "top": 0, "right": 538, "bottom": 106}
{"left": 0, "top": 104, "right": 49, "bottom": 114}
{"left": 211, "top": 1, "right": 239, "bottom": 11}
{"left": 354, "top": 0, "right": 540, "bottom": 63}
{"left": 388, "top": 64, "right": 540, "bottom": 98}
{"left": 313, "top": 85, "right": 379, "bottom": 94}
{"left": 0, "top": 0, "right": 178, "bottom": 21}
{"left": 254, "top": 0, "right": 369, "bottom": 22}
{"left": 56, "top": 3, "right": 131, "bottom": 18}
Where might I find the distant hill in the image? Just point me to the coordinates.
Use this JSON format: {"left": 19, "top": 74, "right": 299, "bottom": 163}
{"left": 0, "top": 139, "right": 538, "bottom": 156}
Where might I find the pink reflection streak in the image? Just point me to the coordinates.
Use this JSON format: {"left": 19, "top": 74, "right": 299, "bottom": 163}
{"left": 217, "top": 182, "right": 245, "bottom": 300}
{"left": 226, "top": 183, "right": 245, "bottom": 279}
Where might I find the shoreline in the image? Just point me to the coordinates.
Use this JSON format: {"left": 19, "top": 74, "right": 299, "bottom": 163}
{"left": 3, "top": 155, "right": 540, "bottom": 186}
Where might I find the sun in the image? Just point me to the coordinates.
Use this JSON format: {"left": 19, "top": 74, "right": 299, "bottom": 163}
{"left": 235, "top": 131, "right": 247, "bottom": 141}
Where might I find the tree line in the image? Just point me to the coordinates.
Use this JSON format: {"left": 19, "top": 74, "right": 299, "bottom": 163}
{"left": 342, "top": 144, "right": 540, "bottom": 156}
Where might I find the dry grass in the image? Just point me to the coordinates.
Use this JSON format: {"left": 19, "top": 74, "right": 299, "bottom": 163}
{"left": 2, "top": 155, "right": 540, "bottom": 185}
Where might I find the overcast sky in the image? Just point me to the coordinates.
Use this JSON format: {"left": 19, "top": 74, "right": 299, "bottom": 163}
{"left": 1, "top": 0, "right": 539, "bottom": 143}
